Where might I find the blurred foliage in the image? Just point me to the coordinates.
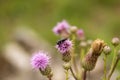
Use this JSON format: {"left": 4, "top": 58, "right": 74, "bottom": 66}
{"left": 0, "top": 0, "right": 120, "bottom": 69}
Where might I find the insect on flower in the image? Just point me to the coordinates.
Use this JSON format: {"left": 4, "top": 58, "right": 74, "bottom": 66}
{"left": 56, "top": 38, "right": 72, "bottom": 54}
{"left": 57, "top": 38, "right": 68, "bottom": 45}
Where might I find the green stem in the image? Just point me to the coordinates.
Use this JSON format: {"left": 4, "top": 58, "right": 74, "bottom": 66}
{"left": 111, "top": 47, "right": 117, "bottom": 67}
{"left": 66, "top": 69, "right": 69, "bottom": 80}
{"left": 70, "top": 67, "right": 78, "bottom": 80}
{"left": 80, "top": 48, "right": 85, "bottom": 62}
{"left": 107, "top": 47, "right": 118, "bottom": 80}
{"left": 107, "top": 57, "right": 119, "bottom": 80}
{"left": 103, "top": 55, "right": 107, "bottom": 80}
{"left": 79, "top": 47, "right": 85, "bottom": 80}
{"left": 71, "top": 34, "right": 78, "bottom": 74}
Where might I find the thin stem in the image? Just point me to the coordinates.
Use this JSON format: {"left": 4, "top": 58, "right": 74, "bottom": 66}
{"left": 107, "top": 57, "right": 119, "bottom": 80}
{"left": 71, "top": 34, "right": 78, "bottom": 74}
{"left": 80, "top": 48, "right": 85, "bottom": 63}
{"left": 66, "top": 69, "right": 69, "bottom": 80}
{"left": 103, "top": 55, "right": 107, "bottom": 80}
{"left": 111, "top": 47, "right": 117, "bottom": 67}
{"left": 82, "top": 69, "right": 87, "bottom": 80}
{"left": 88, "top": 71, "right": 91, "bottom": 80}
{"left": 47, "top": 76, "right": 52, "bottom": 80}
{"left": 107, "top": 47, "right": 118, "bottom": 80}
{"left": 70, "top": 67, "right": 78, "bottom": 80}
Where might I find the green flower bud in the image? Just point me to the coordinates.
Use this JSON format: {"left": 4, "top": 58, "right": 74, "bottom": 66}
{"left": 87, "top": 40, "right": 93, "bottom": 46}
{"left": 82, "top": 49, "right": 98, "bottom": 71}
{"left": 103, "top": 46, "right": 111, "bottom": 55}
{"left": 70, "top": 26, "right": 78, "bottom": 33}
{"left": 112, "top": 37, "right": 120, "bottom": 47}
{"left": 63, "top": 62, "right": 71, "bottom": 70}
{"left": 62, "top": 52, "right": 71, "bottom": 62}
{"left": 80, "top": 41, "right": 87, "bottom": 48}
{"left": 40, "top": 65, "right": 52, "bottom": 76}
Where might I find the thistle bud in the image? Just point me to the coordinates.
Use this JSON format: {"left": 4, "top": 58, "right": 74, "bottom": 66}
{"left": 40, "top": 65, "right": 52, "bottom": 76}
{"left": 82, "top": 39, "right": 105, "bottom": 71}
{"left": 70, "top": 26, "right": 78, "bottom": 33}
{"left": 103, "top": 46, "right": 111, "bottom": 55}
{"left": 62, "top": 52, "right": 71, "bottom": 62}
{"left": 87, "top": 40, "right": 93, "bottom": 46}
{"left": 91, "top": 39, "right": 105, "bottom": 55}
{"left": 76, "top": 29, "right": 85, "bottom": 40}
{"left": 63, "top": 62, "right": 71, "bottom": 70}
{"left": 112, "top": 37, "right": 120, "bottom": 47}
{"left": 82, "top": 49, "right": 97, "bottom": 71}
{"left": 80, "top": 41, "right": 87, "bottom": 48}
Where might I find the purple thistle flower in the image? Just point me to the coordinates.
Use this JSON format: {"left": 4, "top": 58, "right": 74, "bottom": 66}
{"left": 56, "top": 39, "right": 72, "bottom": 54}
{"left": 76, "top": 29, "right": 84, "bottom": 37}
{"left": 76, "top": 29, "right": 85, "bottom": 40}
{"left": 31, "top": 51, "right": 50, "bottom": 70}
{"left": 53, "top": 20, "right": 70, "bottom": 35}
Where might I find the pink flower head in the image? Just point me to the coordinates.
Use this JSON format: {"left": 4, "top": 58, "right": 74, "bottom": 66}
{"left": 31, "top": 51, "right": 50, "bottom": 70}
{"left": 53, "top": 20, "right": 70, "bottom": 35}
{"left": 56, "top": 39, "right": 72, "bottom": 54}
{"left": 76, "top": 29, "right": 85, "bottom": 40}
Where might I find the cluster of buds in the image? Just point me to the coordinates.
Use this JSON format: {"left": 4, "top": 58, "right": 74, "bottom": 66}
{"left": 30, "top": 20, "right": 120, "bottom": 80}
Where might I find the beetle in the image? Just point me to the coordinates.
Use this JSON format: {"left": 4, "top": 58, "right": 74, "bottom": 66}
{"left": 57, "top": 38, "right": 68, "bottom": 45}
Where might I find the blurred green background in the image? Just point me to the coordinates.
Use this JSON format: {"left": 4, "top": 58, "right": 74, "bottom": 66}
{"left": 0, "top": 0, "right": 120, "bottom": 68}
